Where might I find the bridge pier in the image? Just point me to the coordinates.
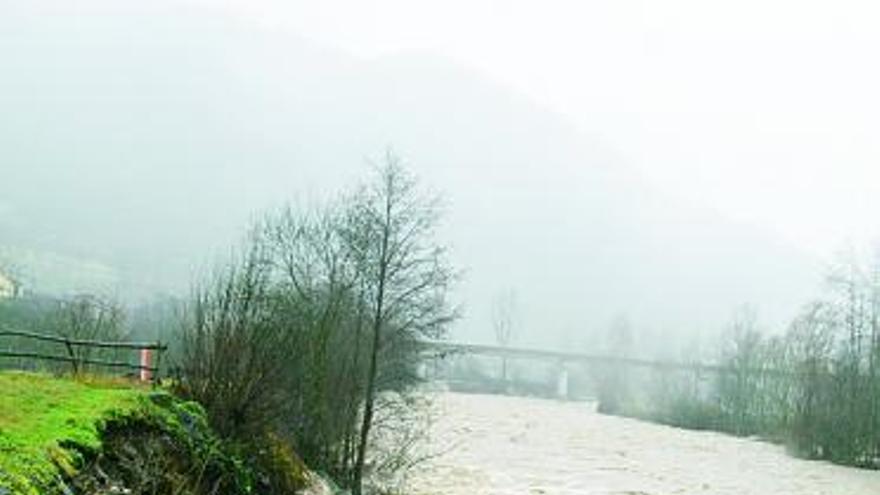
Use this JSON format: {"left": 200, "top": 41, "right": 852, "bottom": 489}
{"left": 556, "top": 364, "right": 569, "bottom": 400}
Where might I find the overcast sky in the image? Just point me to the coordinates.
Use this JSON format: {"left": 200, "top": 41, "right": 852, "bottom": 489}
{"left": 4, "top": 0, "right": 856, "bottom": 339}
{"left": 166, "top": 0, "right": 880, "bottom": 259}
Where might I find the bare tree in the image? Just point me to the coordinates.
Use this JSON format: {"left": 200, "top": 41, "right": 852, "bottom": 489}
{"left": 785, "top": 301, "right": 836, "bottom": 455}
{"left": 173, "top": 153, "right": 457, "bottom": 491}
{"left": 343, "top": 152, "right": 458, "bottom": 495}
{"left": 491, "top": 288, "right": 518, "bottom": 382}
{"left": 718, "top": 304, "right": 765, "bottom": 434}
{"left": 607, "top": 312, "right": 634, "bottom": 358}
{"left": 824, "top": 248, "right": 879, "bottom": 462}
{"left": 49, "top": 294, "right": 126, "bottom": 374}
{"left": 597, "top": 313, "right": 634, "bottom": 414}
{"left": 257, "top": 204, "right": 368, "bottom": 479}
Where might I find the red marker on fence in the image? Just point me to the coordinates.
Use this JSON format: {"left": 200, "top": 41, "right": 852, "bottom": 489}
{"left": 140, "top": 348, "right": 152, "bottom": 382}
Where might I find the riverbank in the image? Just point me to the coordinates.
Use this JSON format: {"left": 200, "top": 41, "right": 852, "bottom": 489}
{"left": 0, "top": 372, "right": 325, "bottom": 495}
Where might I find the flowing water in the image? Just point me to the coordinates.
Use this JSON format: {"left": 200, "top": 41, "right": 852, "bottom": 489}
{"left": 407, "top": 392, "right": 880, "bottom": 495}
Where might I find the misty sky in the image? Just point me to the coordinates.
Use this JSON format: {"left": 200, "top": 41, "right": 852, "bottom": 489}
{"left": 180, "top": 0, "right": 880, "bottom": 258}
{"left": 3, "top": 0, "right": 875, "bottom": 351}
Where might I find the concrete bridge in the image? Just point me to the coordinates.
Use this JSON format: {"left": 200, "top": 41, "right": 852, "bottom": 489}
{"left": 418, "top": 340, "right": 722, "bottom": 399}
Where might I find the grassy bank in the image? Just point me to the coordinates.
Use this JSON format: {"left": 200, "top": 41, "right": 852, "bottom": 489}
{"left": 0, "top": 372, "right": 274, "bottom": 495}
{"left": 0, "top": 371, "right": 145, "bottom": 493}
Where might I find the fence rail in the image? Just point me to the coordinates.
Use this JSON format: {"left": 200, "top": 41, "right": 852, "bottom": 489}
{"left": 0, "top": 327, "right": 167, "bottom": 383}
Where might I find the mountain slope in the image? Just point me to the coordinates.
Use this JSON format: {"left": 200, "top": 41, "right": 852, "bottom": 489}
{"left": 0, "top": 3, "right": 819, "bottom": 347}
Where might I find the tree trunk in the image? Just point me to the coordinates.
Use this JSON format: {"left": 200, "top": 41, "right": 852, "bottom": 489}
{"left": 352, "top": 192, "right": 392, "bottom": 495}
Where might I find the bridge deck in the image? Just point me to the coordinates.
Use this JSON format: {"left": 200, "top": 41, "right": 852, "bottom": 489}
{"left": 420, "top": 340, "right": 725, "bottom": 373}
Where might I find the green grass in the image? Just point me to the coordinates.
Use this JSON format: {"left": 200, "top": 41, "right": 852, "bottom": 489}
{"left": 0, "top": 371, "right": 147, "bottom": 494}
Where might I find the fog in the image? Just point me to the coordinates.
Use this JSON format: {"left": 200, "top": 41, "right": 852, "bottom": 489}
{"left": 3, "top": 0, "right": 870, "bottom": 353}
{"left": 7, "top": 2, "right": 880, "bottom": 493}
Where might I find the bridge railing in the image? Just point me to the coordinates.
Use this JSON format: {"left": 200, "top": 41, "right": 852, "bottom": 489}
{"left": 419, "top": 340, "right": 726, "bottom": 373}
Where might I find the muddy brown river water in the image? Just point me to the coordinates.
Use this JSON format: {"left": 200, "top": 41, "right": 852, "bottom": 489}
{"left": 407, "top": 392, "right": 880, "bottom": 495}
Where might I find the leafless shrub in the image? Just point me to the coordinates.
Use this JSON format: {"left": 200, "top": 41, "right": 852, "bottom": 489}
{"left": 177, "top": 243, "right": 295, "bottom": 440}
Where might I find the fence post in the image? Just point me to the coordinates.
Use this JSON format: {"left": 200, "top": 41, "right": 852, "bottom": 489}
{"left": 140, "top": 348, "right": 152, "bottom": 383}
{"left": 152, "top": 342, "right": 162, "bottom": 386}
{"left": 64, "top": 338, "right": 79, "bottom": 375}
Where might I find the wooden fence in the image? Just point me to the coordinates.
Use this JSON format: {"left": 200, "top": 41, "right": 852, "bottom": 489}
{"left": 0, "top": 328, "right": 167, "bottom": 383}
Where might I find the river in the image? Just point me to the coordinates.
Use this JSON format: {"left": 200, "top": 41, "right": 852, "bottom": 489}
{"left": 406, "top": 392, "right": 880, "bottom": 495}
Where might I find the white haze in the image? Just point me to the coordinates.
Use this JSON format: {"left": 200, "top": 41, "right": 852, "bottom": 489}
{"left": 182, "top": 0, "right": 880, "bottom": 259}
{"left": 5, "top": 0, "right": 875, "bottom": 355}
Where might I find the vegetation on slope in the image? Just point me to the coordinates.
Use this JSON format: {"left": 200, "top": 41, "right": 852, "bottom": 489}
{"left": 0, "top": 371, "right": 142, "bottom": 493}
{"left": 0, "top": 372, "right": 268, "bottom": 495}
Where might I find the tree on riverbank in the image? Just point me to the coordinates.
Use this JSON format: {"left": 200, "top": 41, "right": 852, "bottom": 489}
{"left": 604, "top": 248, "right": 880, "bottom": 469}
{"left": 346, "top": 154, "right": 458, "bottom": 494}
{"left": 176, "top": 153, "right": 458, "bottom": 494}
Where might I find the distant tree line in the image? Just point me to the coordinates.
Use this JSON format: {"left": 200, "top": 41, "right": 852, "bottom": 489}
{"left": 600, "top": 250, "right": 880, "bottom": 469}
